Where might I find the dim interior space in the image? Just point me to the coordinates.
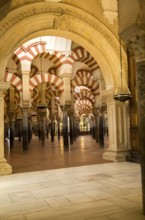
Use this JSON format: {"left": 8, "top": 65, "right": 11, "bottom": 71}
{"left": 0, "top": 0, "right": 144, "bottom": 219}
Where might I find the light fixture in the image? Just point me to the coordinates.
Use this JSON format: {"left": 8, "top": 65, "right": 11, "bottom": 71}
{"left": 113, "top": 37, "right": 132, "bottom": 102}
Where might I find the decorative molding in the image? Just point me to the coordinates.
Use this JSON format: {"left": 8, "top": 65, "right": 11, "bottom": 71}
{"left": 54, "top": 14, "right": 71, "bottom": 31}
{"left": 0, "top": 3, "right": 119, "bottom": 54}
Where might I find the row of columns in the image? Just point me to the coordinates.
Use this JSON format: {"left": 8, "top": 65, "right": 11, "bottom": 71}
{"left": 4, "top": 104, "right": 81, "bottom": 151}
{"left": 90, "top": 107, "right": 106, "bottom": 148}
{"left": 1, "top": 86, "right": 131, "bottom": 175}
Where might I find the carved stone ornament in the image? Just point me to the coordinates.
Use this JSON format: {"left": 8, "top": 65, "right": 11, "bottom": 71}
{"left": 54, "top": 14, "right": 71, "bottom": 31}
{"left": 0, "top": 3, "right": 118, "bottom": 53}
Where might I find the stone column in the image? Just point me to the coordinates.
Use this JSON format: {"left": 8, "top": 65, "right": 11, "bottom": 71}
{"left": 17, "top": 109, "right": 22, "bottom": 142}
{"left": 103, "top": 99, "right": 129, "bottom": 161}
{"left": 28, "top": 115, "right": 32, "bottom": 143}
{"left": 94, "top": 107, "right": 99, "bottom": 143}
{"left": 126, "top": 50, "right": 140, "bottom": 162}
{"left": 22, "top": 107, "right": 29, "bottom": 151}
{"left": 50, "top": 114, "right": 55, "bottom": 142}
{"left": 7, "top": 86, "right": 16, "bottom": 148}
{"left": 50, "top": 97, "right": 56, "bottom": 142}
{"left": 59, "top": 70, "right": 71, "bottom": 147}
{"left": 0, "top": 82, "right": 12, "bottom": 175}
{"left": 61, "top": 105, "right": 69, "bottom": 148}
{"left": 73, "top": 115, "right": 77, "bottom": 141}
{"left": 37, "top": 108, "right": 46, "bottom": 145}
{"left": 57, "top": 116, "right": 61, "bottom": 140}
{"left": 98, "top": 111, "right": 104, "bottom": 148}
{"left": 69, "top": 110, "right": 74, "bottom": 145}
{"left": 128, "top": 35, "right": 145, "bottom": 214}
{"left": 17, "top": 119, "right": 22, "bottom": 142}
{"left": 8, "top": 112, "right": 15, "bottom": 148}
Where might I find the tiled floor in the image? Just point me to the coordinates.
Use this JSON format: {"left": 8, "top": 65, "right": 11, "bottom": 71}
{"left": 3, "top": 135, "right": 144, "bottom": 219}
{"left": 0, "top": 162, "right": 143, "bottom": 220}
{"left": 5, "top": 135, "right": 110, "bottom": 173}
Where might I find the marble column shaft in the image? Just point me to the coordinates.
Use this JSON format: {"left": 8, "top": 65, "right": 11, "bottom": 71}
{"left": 62, "top": 109, "right": 69, "bottom": 147}
{"left": 9, "top": 112, "right": 15, "bottom": 147}
{"left": 103, "top": 100, "right": 129, "bottom": 161}
{"left": 69, "top": 113, "right": 74, "bottom": 145}
{"left": 99, "top": 114, "right": 104, "bottom": 148}
{"left": 0, "top": 82, "right": 12, "bottom": 175}
{"left": 22, "top": 108, "right": 29, "bottom": 151}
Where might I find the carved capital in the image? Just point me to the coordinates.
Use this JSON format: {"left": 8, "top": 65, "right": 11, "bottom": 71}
{"left": 60, "top": 104, "right": 70, "bottom": 114}
{"left": 128, "top": 35, "right": 145, "bottom": 62}
{"left": 54, "top": 14, "right": 71, "bottom": 31}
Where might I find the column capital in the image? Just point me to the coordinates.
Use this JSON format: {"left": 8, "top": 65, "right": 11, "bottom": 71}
{"left": 60, "top": 104, "right": 70, "bottom": 113}
{"left": 128, "top": 35, "right": 145, "bottom": 62}
{"left": 60, "top": 73, "right": 71, "bottom": 78}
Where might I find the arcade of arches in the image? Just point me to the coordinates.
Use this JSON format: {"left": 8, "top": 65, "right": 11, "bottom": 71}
{"left": 0, "top": 0, "right": 145, "bottom": 215}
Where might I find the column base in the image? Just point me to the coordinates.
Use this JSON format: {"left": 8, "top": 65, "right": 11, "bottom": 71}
{"left": 126, "top": 151, "right": 140, "bottom": 163}
{"left": 103, "top": 150, "right": 128, "bottom": 162}
{"left": 0, "top": 159, "right": 12, "bottom": 175}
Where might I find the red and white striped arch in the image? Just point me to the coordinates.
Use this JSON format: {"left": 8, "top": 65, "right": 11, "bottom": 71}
{"left": 74, "top": 90, "right": 95, "bottom": 103}
{"left": 29, "top": 73, "right": 64, "bottom": 93}
{"left": 76, "top": 69, "right": 92, "bottom": 79}
{"left": 11, "top": 54, "right": 20, "bottom": 65}
{"left": 4, "top": 72, "right": 22, "bottom": 92}
{"left": 75, "top": 99, "right": 92, "bottom": 115}
{"left": 71, "top": 70, "right": 99, "bottom": 95}
{"left": 14, "top": 42, "right": 46, "bottom": 62}
{"left": 68, "top": 46, "right": 99, "bottom": 72}
{"left": 14, "top": 43, "right": 99, "bottom": 72}
{"left": 14, "top": 42, "right": 67, "bottom": 68}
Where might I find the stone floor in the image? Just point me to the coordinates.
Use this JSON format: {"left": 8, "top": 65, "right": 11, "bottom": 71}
{"left": 5, "top": 135, "right": 109, "bottom": 173}
{"left": 2, "top": 135, "right": 144, "bottom": 219}
{"left": 0, "top": 162, "right": 143, "bottom": 220}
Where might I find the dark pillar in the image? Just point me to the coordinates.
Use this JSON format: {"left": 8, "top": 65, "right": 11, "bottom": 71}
{"left": 62, "top": 106, "right": 69, "bottom": 148}
{"left": 69, "top": 111, "right": 74, "bottom": 145}
{"left": 28, "top": 116, "right": 32, "bottom": 143}
{"left": 22, "top": 108, "right": 28, "bottom": 151}
{"left": 17, "top": 119, "right": 22, "bottom": 142}
{"left": 50, "top": 115, "right": 55, "bottom": 142}
{"left": 57, "top": 117, "right": 60, "bottom": 140}
{"left": 9, "top": 112, "right": 15, "bottom": 148}
{"left": 73, "top": 117, "right": 76, "bottom": 141}
{"left": 92, "top": 117, "right": 96, "bottom": 139}
{"left": 38, "top": 109, "right": 46, "bottom": 145}
{"left": 98, "top": 113, "right": 104, "bottom": 148}
{"left": 94, "top": 108, "right": 99, "bottom": 143}
{"left": 75, "top": 118, "right": 79, "bottom": 138}
{"left": 37, "top": 117, "right": 41, "bottom": 141}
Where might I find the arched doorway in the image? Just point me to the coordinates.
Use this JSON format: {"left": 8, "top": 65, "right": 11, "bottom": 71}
{"left": 0, "top": 1, "right": 129, "bottom": 175}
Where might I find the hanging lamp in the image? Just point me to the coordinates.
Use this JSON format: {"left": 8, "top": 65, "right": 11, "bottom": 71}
{"left": 37, "top": 37, "right": 47, "bottom": 109}
{"left": 113, "top": 37, "right": 132, "bottom": 102}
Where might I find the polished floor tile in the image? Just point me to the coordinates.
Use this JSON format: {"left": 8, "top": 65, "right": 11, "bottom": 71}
{"left": 4, "top": 135, "right": 109, "bottom": 173}
{"left": 0, "top": 162, "right": 143, "bottom": 220}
